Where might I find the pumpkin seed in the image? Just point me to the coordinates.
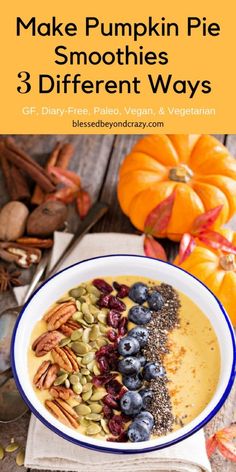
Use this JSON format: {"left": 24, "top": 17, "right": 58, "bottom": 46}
{"left": 54, "top": 373, "right": 68, "bottom": 386}
{"left": 96, "top": 337, "right": 108, "bottom": 347}
{"left": 86, "top": 374, "right": 92, "bottom": 382}
{"left": 86, "top": 423, "right": 102, "bottom": 435}
{"left": 93, "top": 364, "right": 100, "bottom": 376}
{"left": 0, "top": 444, "right": 4, "bottom": 460}
{"left": 72, "top": 311, "right": 83, "bottom": 322}
{"left": 69, "top": 374, "right": 79, "bottom": 385}
{"left": 65, "top": 379, "right": 70, "bottom": 389}
{"left": 58, "top": 296, "right": 74, "bottom": 303}
{"left": 78, "top": 296, "right": 86, "bottom": 303}
{"left": 87, "top": 360, "right": 95, "bottom": 372}
{"left": 71, "top": 329, "right": 83, "bottom": 341}
{"left": 82, "top": 328, "right": 91, "bottom": 344}
{"left": 15, "top": 448, "right": 25, "bottom": 467}
{"left": 80, "top": 376, "right": 87, "bottom": 386}
{"left": 72, "top": 383, "right": 83, "bottom": 395}
{"left": 89, "top": 403, "right": 103, "bottom": 413}
{"left": 76, "top": 356, "right": 83, "bottom": 364}
{"left": 101, "top": 418, "right": 110, "bottom": 434}
{"left": 81, "top": 302, "right": 90, "bottom": 316}
{"left": 69, "top": 287, "right": 86, "bottom": 298}
{"left": 82, "top": 352, "right": 95, "bottom": 365}
{"left": 89, "top": 325, "right": 100, "bottom": 341}
{"left": 71, "top": 342, "right": 89, "bottom": 355}
{"left": 86, "top": 413, "right": 102, "bottom": 421}
{"left": 5, "top": 442, "right": 19, "bottom": 453}
{"left": 82, "top": 382, "right": 92, "bottom": 393}
{"left": 75, "top": 404, "right": 91, "bottom": 415}
{"left": 79, "top": 319, "right": 90, "bottom": 328}
{"left": 87, "top": 284, "right": 101, "bottom": 296}
{"left": 84, "top": 312, "right": 94, "bottom": 324}
{"left": 97, "top": 313, "right": 107, "bottom": 324}
{"left": 59, "top": 337, "right": 71, "bottom": 347}
{"left": 89, "top": 305, "right": 100, "bottom": 315}
{"left": 99, "top": 324, "right": 108, "bottom": 334}
{"left": 82, "top": 390, "right": 93, "bottom": 401}
{"left": 58, "top": 368, "right": 68, "bottom": 375}
{"left": 89, "top": 294, "right": 98, "bottom": 305}
{"left": 81, "top": 368, "right": 90, "bottom": 375}
{"left": 90, "top": 390, "right": 106, "bottom": 401}
{"left": 75, "top": 300, "right": 81, "bottom": 311}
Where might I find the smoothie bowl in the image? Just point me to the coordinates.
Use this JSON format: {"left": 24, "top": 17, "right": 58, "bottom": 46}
{"left": 11, "top": 255, "right": 236, "bottom": 453}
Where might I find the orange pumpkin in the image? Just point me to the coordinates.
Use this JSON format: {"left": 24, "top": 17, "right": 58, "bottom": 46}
{"left": 174, "top": 228, "right": 236, "bottom": 326}
{"left": 118, "top": 135, "right": 236, "bottom": 241}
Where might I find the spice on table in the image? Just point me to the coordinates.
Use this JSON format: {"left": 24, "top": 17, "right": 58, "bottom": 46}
{"left": 0, "top": 154, "right": 30, "bottom": 202}
{"left": 0, "top": 137, "right": 56, "bottom": 193}
{"left": 0, "top": 264, "right": 22, "bottom": 292}
{"left": 31, "top": 141, "right": 74, "bottom": 205}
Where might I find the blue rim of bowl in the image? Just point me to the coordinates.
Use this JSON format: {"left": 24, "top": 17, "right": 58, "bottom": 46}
{"left": 11, "top": 254, "right": 236, "bottom": 454}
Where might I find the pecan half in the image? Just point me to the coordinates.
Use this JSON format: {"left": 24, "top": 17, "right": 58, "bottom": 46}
{"left": 45, "top": 399, "right": 79, "bottom": 428}
{"left": 59, "top": 320, "right": 80, "bottom": 337}
{"left": 0, "top": 242, "right": 41, "bottom": 268}
{"left": 33, "top": 360, "right": 59, "bottom": 390}
{"left": 51, "top": 346, "right": 79, "bottom": 373}
{"left": 49, "top": 385, "right": 76, "bottom": 401}
{"left": 32, "top": 330, "right": 63, "bottom": 356}
{"left": 44, "top": 302, "right": 76, "bottom": 331}
{"left": 16, "top": 237, "right": 53, "bottom": 249}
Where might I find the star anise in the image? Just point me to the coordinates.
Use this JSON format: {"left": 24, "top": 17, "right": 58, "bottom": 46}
{"left": 0, "top": 264, "right": 22, "bottom": 292}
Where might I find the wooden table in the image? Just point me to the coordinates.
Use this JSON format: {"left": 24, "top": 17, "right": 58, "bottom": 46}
{"left": 0, "top": 134, "right": 235, "bottom": 472}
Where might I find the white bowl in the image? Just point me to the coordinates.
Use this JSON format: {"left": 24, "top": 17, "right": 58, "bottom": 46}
{"left": 11, "top": 255, "right": 236, "bottom": 454}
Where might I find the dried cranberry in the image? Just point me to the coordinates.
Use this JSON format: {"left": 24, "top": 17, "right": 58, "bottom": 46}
{"left": 103, "top": 404, "right": 113, "bottom": 419}
{"left": 97, "top": 356, "right": 110, "bottom": 373}
{"left": 108, "top": 415, "right": 124, "bottom": 436}
{"left": 97, "top": 294, "right": 110, "bottom": 308}
{"left": 107, "top": 329, "right": 118, "bottom": 342}
{"left": 118, "top": 317, "right": 128, "bottom": 336}
{"left": 107, "top": 431, "right": 128, "bottom": 442}
{"left": 120, "top": 413, "right": 131, "bottom": 423}
{"left": 108, "top": 296, "right": 126, "bottom": 312}
{"left": 103, "top": 394, "right": 119, "bottom": 409}
{"left": 117, "top": 386, "right": 128, "bottom": 399}
{"left": 96, "top": 344, "right": 116, "bottom": 358}
{"left": 92, "top": 373, "right": 116, "bottom": 387}
{"left": 106, "top": 379, "right": 123, "bottom": 396}
{"left": 93, "top": 279, "right": 113, "bottom": 294}
{"left": 113, "top": 282, "right": 130, "bottom": 299}
{"left": 107, "top": 310, "right": 121, "bottom": 328}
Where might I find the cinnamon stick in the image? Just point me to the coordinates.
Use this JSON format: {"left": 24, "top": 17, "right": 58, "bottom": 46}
{"left": 0, "top": 155, "right": 30, "bottom": 201}
{"left": 0, "top": 140, "right": 56, "bottom": 193}
{"left": 31, "top": 142, "right": 74, "bottom": 205}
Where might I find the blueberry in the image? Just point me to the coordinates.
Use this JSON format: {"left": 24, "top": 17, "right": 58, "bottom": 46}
{"left": 122, "top": 374, "right": 142, "bottom": 390}
{"left": 135, "top": 411, "right": 154, "bottom": 430}
{"left": 135, "top": 354, "right": 147, "bottom": 367}
{"left": 120, "top": 391, "right": 142, "bottom": 416}
{"left": 118, "top": 336, "right": 140, "bottom": 356}
{"left": 129, "top": 282, "right": 148, "bottom": 304}
{"left": 147, "top": 290, "right": 164, "bottom": 311}
{"left": 118, "top": 356, "right": 141, "bottom": 375}
{"left": 139, "top": 388, "right": 153, "bottom": 408}
{"left": 127, "top": 421, "right": 150, "bottom": 442}
{"left": 129, "top": 326, "right": 149, "bottom": 347}
{"left": 143, "top": 362, "right": 165, "bottom": 381}
{"left": 128, "top": 306, "right": 152, "bottom": 325}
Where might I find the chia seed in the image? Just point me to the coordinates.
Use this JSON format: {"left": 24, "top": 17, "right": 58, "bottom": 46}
{"left": 143, "top": 283, "right": 181, "bottom": 435}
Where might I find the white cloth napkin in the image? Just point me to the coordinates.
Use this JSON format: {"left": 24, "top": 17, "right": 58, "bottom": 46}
{"left": 14, "top": 232, "right": 211, "bottom": 472}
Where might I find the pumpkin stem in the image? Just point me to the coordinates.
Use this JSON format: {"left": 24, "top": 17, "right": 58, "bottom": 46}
{"left": 219, "top": 254, "right": 236, "bottom": 271}
{"left": 169, "top": 164, "right": 193, "bottom": 183}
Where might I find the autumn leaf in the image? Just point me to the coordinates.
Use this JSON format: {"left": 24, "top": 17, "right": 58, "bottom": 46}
{"left": 206, "top": 424, "right": 236, "bottom": 462}
{"left": 198, "top": 231, "right": 236, "bottom": 254}
{"left": 48, "top": 166, "right": 81, "bottom": 188}
{"left": 76, "top": 189, "right": 92, "bottom": 219}
{"left": 143, "top": 235, "right": 167, "bottom": 261}
{"left": 46, "top": 186, "right": 78, "bottom": 204}
{"left": 178, "top": 233, "right": 196, "bottom": 264}
{"left": 191, "top": 205, "right": 223, "bottom": 235}
{"left": 144, "top": 191, "right": 175, "bottom": 236}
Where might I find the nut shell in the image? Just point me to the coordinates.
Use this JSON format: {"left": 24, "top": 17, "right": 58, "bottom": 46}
{"left": 27, "top": 201, "right": 67, "bottom": 236}
{"left": 0, "top": 201, "right": 29, "bottom": 241}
